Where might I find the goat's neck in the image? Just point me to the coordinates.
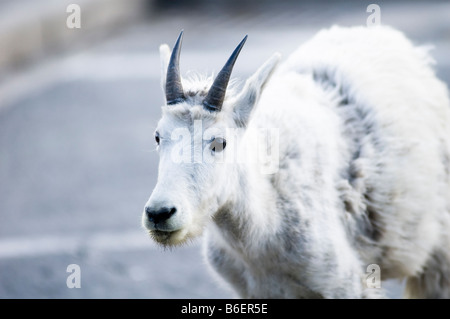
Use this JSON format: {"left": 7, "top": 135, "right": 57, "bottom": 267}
{"left": 212, "top": 143, "right": 278, "bottom": 249}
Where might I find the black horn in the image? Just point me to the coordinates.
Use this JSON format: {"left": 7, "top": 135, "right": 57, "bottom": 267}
{"left": 203, "top": 35, "right": 248, "bottom": 112}
{"left": 165, "top": 31, "right": 185, "bottom": 105}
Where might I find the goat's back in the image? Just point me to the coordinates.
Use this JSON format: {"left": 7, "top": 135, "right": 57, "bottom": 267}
{"left": 273, "top": 25, "right": 450, "bottom": 277}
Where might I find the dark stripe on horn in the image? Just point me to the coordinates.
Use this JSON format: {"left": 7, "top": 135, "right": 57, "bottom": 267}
{"left": 165, "top": 31, "right": 185, "bottom": 105}
{"left": 203, "top": 35, "right": 248, "bottom": 112}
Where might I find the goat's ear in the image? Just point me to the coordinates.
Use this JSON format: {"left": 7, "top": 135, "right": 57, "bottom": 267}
{"left": 233, "top": 53, "right": 281, "bottom": 127}
{"left": 159, "top": 44, "right": 171, "bottom": 93}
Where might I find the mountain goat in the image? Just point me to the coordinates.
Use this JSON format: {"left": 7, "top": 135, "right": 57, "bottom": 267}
{"left": 142, "top": 26, "right": 450, "bottom": 298}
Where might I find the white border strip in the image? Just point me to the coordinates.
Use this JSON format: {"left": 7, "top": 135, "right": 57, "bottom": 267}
{"left": 0, "top": 230, "right": 157, "bottom": 259}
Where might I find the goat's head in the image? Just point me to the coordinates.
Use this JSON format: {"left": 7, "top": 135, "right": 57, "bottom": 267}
{"left": 142, "top": 31, "right": 280, "bottom": 247}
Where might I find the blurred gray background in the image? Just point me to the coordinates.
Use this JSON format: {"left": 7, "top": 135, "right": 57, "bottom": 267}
{"left": 1, "top": 0, "right": 449, "bottom": 299}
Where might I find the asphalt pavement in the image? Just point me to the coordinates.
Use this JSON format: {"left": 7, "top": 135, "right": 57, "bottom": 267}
{"left": 1, "top": 1, "right": 450, "bottom": 299}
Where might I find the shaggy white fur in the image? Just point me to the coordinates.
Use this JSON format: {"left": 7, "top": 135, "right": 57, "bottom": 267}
{"left": 143, "top": 25, "right": 450, "bottom": 298}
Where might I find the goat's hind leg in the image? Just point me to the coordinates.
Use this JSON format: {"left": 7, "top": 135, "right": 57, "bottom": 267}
{"left": 404, "top": 248, "right": 450, "bottom": 298}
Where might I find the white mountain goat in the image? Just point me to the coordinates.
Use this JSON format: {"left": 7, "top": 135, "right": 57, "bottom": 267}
{"left": 142, "top": 26, "right": 450, "bottom": 298}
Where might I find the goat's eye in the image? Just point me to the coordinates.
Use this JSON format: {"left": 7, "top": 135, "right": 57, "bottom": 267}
{"left": 155, "top": 131, "right": 160, "bottom": 145}
{"left": 210, "top": 137, "right": 226, "bottom": 153}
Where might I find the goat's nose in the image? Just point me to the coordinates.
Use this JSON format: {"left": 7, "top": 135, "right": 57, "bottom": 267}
{"left": 145, "top": 206, "right": 177, "bottom": 225}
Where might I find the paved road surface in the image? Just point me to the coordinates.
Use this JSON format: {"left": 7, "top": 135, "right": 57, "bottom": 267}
{"left": 1, "top": 2, "right": 449, "bottom": 298}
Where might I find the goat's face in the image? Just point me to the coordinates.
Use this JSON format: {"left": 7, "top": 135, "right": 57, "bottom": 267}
{"left": 142, "top": 31, "right": 280, "bottom": 247}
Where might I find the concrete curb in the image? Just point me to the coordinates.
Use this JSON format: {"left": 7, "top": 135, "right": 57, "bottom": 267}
{"left": 0, "top": 0, "right": 151, "bottom": 72}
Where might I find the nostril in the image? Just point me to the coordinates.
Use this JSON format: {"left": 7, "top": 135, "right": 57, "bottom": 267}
{"left": 146, "top": 206, "right": 177, "bottom": 225}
